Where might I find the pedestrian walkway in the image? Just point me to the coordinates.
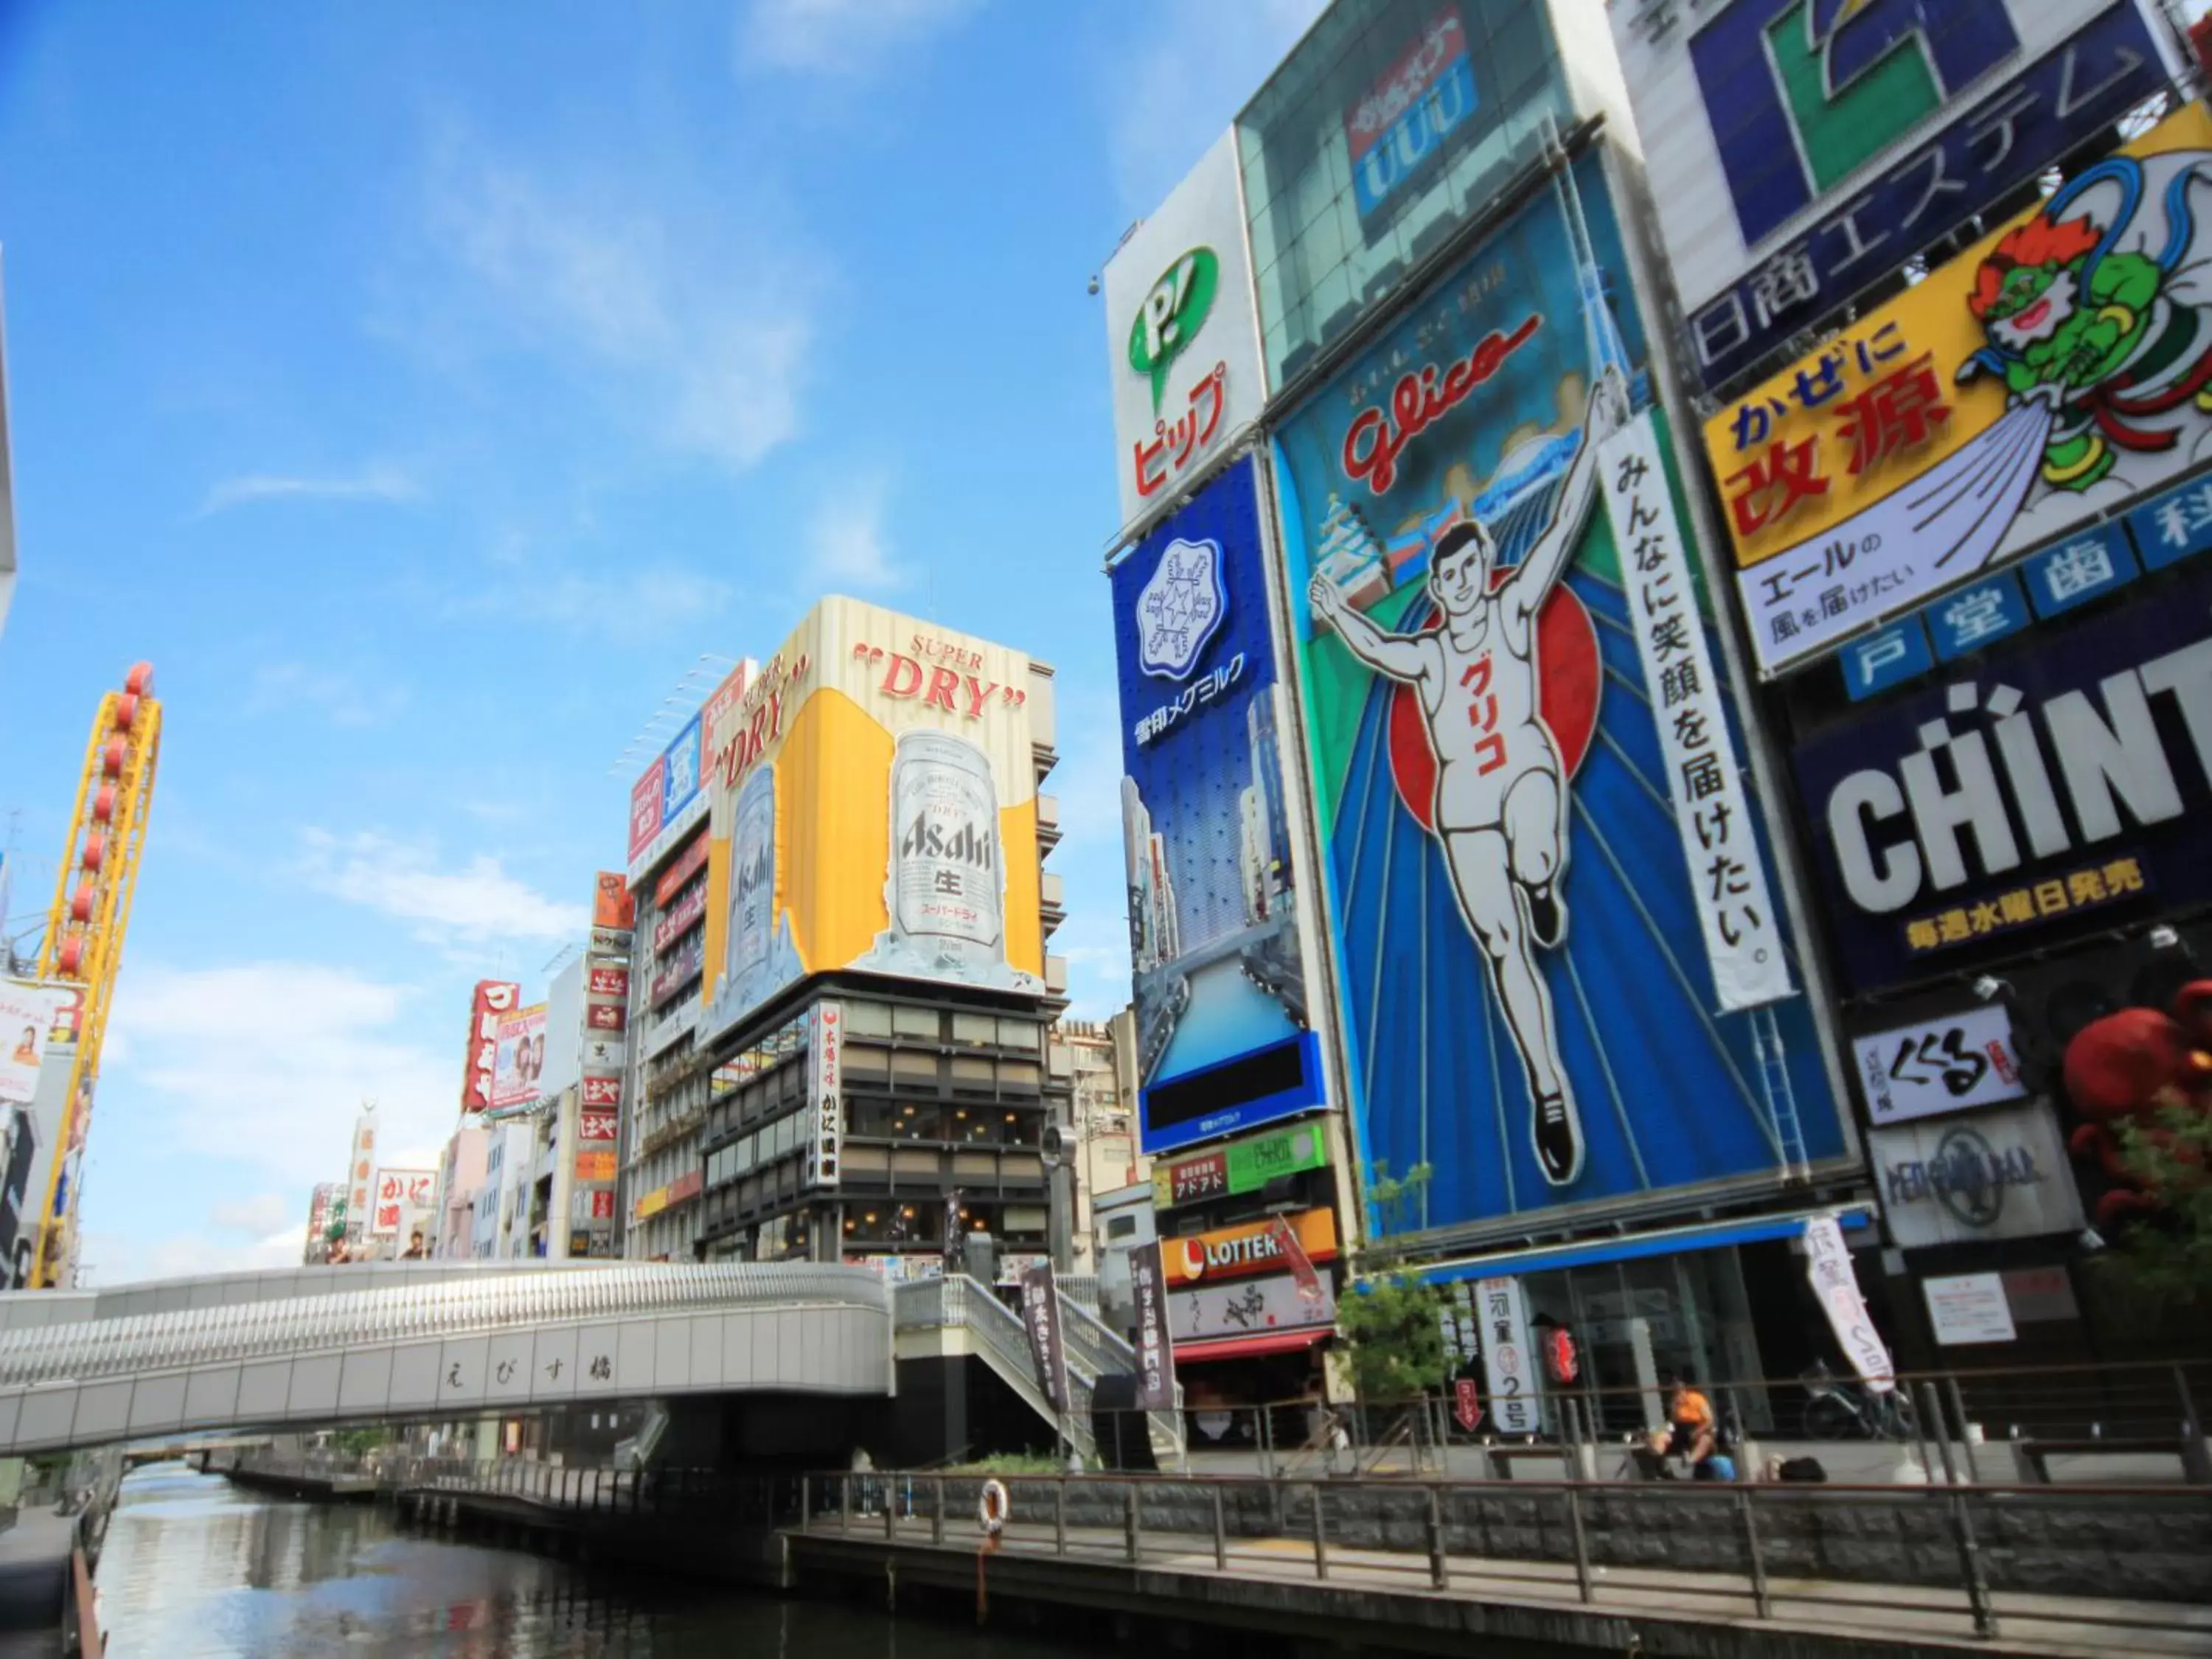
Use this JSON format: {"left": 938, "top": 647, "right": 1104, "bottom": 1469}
{"left": 788, "top": 1481, "right": 2212, "bottom": 1659}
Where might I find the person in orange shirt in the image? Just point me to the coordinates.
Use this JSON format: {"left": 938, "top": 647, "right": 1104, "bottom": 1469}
{"left": 10, "top": 1026, "right": 35, "bottom": 1066}
{"left": 1663, "top": 1371, "right": 1717, "bottom": 1472}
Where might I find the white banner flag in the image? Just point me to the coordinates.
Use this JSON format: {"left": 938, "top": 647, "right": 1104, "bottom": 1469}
{"left": 1599, "top": 411, "right": 1792, "bottom": 1012}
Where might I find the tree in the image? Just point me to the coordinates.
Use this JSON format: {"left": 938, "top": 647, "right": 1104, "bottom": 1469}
{"left": 1335, "top": 1162, "right": 1449, "bottom": 1402}
{"left": 2098, "top": 1105, "right": 2212, "bottom": 1307}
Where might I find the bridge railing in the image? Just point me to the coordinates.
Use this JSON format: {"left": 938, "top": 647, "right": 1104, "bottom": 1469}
{"left": 0, "top": 1262, "right": 890, "bottom": 1388}
{"left": 352, "top": 1453, "right": 2212, "bottom": 1645}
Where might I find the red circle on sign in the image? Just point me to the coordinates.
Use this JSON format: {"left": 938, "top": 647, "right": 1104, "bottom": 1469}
{"left": 1385, "top": 577, "right": 1601, "bottom": 832}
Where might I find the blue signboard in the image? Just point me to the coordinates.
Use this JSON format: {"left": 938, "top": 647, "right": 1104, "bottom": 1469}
{"left": 1112, "top": 458, "right": 1322, "bottom": 1155}
{"left": 1271, "top": 153, "right": 1844, "bottom": 1237}
{"left": 1686, "top": 3, "right": 2167, "bottom": 392}
{"left": 1792, "top": 566, "right": 2212, "bottom": 995}
{"left": 1927, "top": 571, "right": 2031, "bottom": 662}
{"left": 2124, "top": 473, "right": 2212, "bottom": 569}
{"left": 661, "top": 714, "right": 703, "bottom": 822}
{"left": 2020, "top": 524, "right": 2138, "bottom": 619}
{"left": 1842, "top": 618, "right": 1934, "bottom": 702}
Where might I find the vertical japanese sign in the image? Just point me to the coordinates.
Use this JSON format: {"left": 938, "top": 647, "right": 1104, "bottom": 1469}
{"left": 806, "top": 1001, "right": 844, "bottom": 1189}
{"left": 1705, "top": 103, "right": 2212, "bottom": 676}
{"left": 459, "top": 980, "right": 521, "bottom": 1114}
{"left": 1599, "top": 411, "right": 1790, "bottom": 1011}
{"left": 1102, "top": 128, "right": 1267, "bottom": 534}
{"left": 1475, "top": 1275, "right": 1541, "bottom": 1434}
{"left": 1275, "top": 150, "right": 1845, "bottom": 1234}
{"left": 1019, "top": 1262, "right": 1071, "bottom": 1415}
{"left": 1802, "top": 1216, "right": 1894, "bottom": 1391}
{"left": 1130, "top": 1240, "right": 1175, "bottom": 1411}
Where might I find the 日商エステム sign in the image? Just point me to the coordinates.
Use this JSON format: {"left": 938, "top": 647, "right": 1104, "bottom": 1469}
{"left": 1610, "top": 0, "right": 2170, "bottom": 392}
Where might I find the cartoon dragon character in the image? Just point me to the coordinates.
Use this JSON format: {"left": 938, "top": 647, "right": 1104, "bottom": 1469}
{"left": 1959, "top": 149, "right": 2212, "bottom": 493}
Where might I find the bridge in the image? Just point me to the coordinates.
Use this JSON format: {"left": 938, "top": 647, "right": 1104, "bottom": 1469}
{"left": 0, "top": 1261, "right": 1164, "bottom": 1461}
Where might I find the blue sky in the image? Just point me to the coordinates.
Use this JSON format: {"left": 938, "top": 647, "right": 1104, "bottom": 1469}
{"left": 0, "top": 0, "right": 1324, "bottom": 1283}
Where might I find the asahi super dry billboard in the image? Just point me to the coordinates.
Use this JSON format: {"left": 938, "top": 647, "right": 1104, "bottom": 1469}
{"left": 698, "top": 597, "right": 1046, "bottom": 1039}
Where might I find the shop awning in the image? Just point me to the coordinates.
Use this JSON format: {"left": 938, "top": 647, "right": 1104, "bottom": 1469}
{"left": 1173, "top": 1326, "right": 1332, "bottom": 1364}
{"left": 1413, "top": 1206, "right": 1874, "bottom": 1287}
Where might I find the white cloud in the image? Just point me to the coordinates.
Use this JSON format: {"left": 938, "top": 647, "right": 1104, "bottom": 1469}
{"left": 740, "top": 0, "right": 982, "bottom": 74}
{"left": 248, "top": 662, "right": 410, "bottom": 728}
{"left": 422, "top": 139, "right": 815, "bottom": 473}
{"left": 807, "top": 475, "right": 903, "bottom": 590}
{"left": 209, "top": 1194, "right": 297, "bottom": 1237}
{"left": 300, "top": 830, "right": 587, "bottom": 946}
{"left": 1106, "top": 0, "right": 1325, "bottom": 214}
{"left": 79, "top": 1225, "right": 312, "bottom": 1290}
{"left": 200, "top": 466, "right": 421, "bottom": 515}
{"left": 81, "top": 961, "right": 462, "bottom": 1284}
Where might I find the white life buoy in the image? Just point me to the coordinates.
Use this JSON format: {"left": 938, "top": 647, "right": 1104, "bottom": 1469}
{"left": 977, "top": 1478, "right": 1009, "bottom": 1535}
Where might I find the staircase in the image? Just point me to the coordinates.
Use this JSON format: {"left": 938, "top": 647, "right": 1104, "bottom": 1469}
{"left": 891, "top": 1276, "right": 1181, "bottom": 1465}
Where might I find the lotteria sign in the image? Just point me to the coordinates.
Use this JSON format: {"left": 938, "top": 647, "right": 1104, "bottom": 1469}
{"left": 1162, "top": 1206, "right": 1338, "bottom": 1287}
{"left": 1790, "top": 564, "right": 2212, "bottom": 994}
{"left": 1103, "top": 128, "right": 1267, "bottom": 534}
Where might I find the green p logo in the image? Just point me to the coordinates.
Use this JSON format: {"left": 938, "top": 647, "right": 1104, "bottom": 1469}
{"left": 1129, "top": 246, "right": 1218, "bottom": 415}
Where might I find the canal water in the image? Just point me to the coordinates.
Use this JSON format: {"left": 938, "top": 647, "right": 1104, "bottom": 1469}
{"left": 94, "top": 1464, "right": 1086, "bottom": 1658}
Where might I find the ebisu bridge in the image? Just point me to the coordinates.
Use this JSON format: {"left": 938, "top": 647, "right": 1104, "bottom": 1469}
{"left": 0, "top": 1261, "right": 1161, "bottom": 1462}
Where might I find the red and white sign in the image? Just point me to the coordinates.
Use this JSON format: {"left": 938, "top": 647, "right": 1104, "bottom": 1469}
{"left": 1453, "top": 1376, "right": 1484, "bottom": 1433}
{"left": 582, "top": 1076, "right": 622, "bottom": 1109}
{"left": 588, "top": 965, "right": 630, "bottom": 999}
{"left": 370, "top": 1167, "right": 434, "bottom": 1239}
{"left": 591, "top": 1189, "right": 616, "bottom": 1220}
{"left": 653, "top": 881, "right": 708, "bottom": 954}
{"left": 653, "top": 832, "right": 710, "bottom": 908}
{"left": 586, "top": 1003, "right": 625, "bottom": 1032}
{"left": 459, "top": 980, "right": 521, "bottom": 1113}
{"left": 579, "top": 1108, "right": 619, "bottom": 1141}
{"left": 627, "top": 757, "right": 667, "bottom": 863}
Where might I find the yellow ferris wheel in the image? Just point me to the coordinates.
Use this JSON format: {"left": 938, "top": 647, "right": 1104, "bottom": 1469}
{"left": 29, "top": 662, "right": 161, "bottom": 1288}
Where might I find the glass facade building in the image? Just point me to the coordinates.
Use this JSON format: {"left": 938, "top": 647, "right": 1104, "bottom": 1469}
{"left": 1237, "top": 0, "right": 1571, "bottom": 387}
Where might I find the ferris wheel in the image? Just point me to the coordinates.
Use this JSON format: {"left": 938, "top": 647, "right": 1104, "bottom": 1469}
{"left": 28, "top": 661, "right": 161, "bottom": 1288}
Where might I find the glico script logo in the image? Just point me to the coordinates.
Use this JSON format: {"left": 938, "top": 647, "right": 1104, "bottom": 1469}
{"left": 1688, "top": 0, "right": 2017, "bottom": 247}
{"left": 1129, "top": 246, "right": 1217, "bottom": 414}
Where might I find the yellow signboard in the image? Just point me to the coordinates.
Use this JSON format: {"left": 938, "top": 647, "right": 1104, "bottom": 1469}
{"left": 574, "top": 1151, "right": 616, "bottom": 1183}
{"left": 1703, "top": 103, "right": 2212, "bottom": 674}
{"left": 697, "top": 597, "right": 1046, "bottom": 1039}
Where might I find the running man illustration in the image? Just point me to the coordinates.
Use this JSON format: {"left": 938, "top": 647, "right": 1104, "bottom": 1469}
{"left": 1308, "top": 365, "right": 1628, "bottom": 1185}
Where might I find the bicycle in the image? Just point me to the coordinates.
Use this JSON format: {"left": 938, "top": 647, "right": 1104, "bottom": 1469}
{"left": 1800, "top": 1360, "right": 1918, "bottom": 1441}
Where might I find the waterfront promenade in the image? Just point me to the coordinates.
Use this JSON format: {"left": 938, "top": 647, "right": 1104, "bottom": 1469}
{"left": 355, "top": 1456, "right": 2212, "bottom": 1658}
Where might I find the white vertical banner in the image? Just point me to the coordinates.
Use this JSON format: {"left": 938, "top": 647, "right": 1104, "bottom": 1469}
{"left": 1598, "top": 411, "right": 1792, "bottom": 1012}
{"left": 1475, "top": 1275, "right": 1543, "bottom": 1435}
{"left": 1803, "top": 1215, "right": 1894, "bottom": 1393}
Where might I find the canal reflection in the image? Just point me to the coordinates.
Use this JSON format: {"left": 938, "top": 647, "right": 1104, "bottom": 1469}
{"left": 95, "top": 1464, "right": 1087, "bottom": 1658}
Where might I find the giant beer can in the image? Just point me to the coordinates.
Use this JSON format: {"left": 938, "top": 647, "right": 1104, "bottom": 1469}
{"left": 728, "top": 763, "right": 776, "bottom": 1001}
{"left": 887, "top": 731, "right": 1005, "bottom": 973}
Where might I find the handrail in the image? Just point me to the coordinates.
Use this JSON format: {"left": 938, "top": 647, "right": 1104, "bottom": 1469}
{"left": 0, "top": 1263, "right": 890, "bottom": 1387}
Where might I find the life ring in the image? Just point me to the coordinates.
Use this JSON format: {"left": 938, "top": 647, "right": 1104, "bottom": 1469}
{"left": 977, "top": 1478, "right": 1009, "bottom": 1535}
